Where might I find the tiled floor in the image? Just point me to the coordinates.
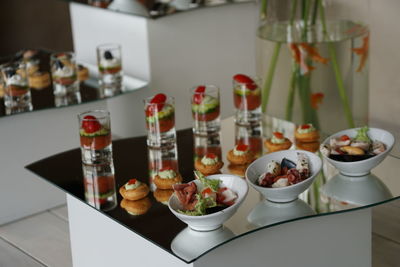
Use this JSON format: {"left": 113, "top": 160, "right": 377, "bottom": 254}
{"left": 0, "top": 200, "right": 399, "bottom": 267}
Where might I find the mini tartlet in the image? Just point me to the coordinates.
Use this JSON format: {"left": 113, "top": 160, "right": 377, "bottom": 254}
{"left": 227, "top": 144, "right": 254, "bottom": 165}
{"left": 119, "top": 178, "right": 149, "bottom": 201}
{"left": 294, "top": 124, "right": 320, "bottom": 143}
{"left": 195, "top": 153, "right": 224, "bottom": 176}
{"left": 264, "top": 132, "right": 292, "bottom": 152}
{"left": 153, "top": 189, "right": 174, "bottom": 205}
{"left": 227, "top": 164, "right": 248, "bottom": 177}
{"left": 28, "top": 71, "right": 51, "bottom": 89}
{"left": 153, "top": 167, "right": 182, "bottom": 189}
{"left": 120, "top": 197, "right": 152, "bottom": 215}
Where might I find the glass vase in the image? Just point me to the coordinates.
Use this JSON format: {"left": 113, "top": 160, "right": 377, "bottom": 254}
{"left": 256, "top": 0, "right": 370, "bottom": 134}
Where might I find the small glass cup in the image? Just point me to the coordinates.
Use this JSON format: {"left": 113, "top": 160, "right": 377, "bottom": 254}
{"left": 193, "top": 132, "right": 222, "bottom": 161}
{"left": 96, "top": 44, "right": 123, "bottom": 97}
{"left": 144, "top": 94, "right": 176, "bottom": 147}
{"left": 1, "top": 61, "right": 33, "bottom": 114}
{"left": 191, "top": 85, "right": 221, "bottom": 135}
{"left": 233, "top": 74, "right": 262, "bottom": 125}
{"left": 50, "top": 52, "right": 81, "bottom": 106}
{"left": 82, "top": 162, "right": 117, "bottom": 211}
{"left": 78, "top": 110, "right": 113, "bottom": 164}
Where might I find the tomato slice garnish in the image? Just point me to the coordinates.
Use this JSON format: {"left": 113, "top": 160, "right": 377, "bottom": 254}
{"left": 340, "top": 135, "right": 350, "bottom": 141}
{"left": 233, "top": 74, "right": 257, "bottom": 90}
{"left": 202, "top": 187, "right": 213, "bottom": 197}
{"left": 273, "top": 132, "right": 284, "bottom": 139}
{"left": 146, "top": 93, "right": 167, "bottom": 116}
{"left": 128, "top": 179, "right": 137, "bottom": 185}
{"left": 193, "top": 85, "right": 206, "bottom": 104}
{"left": 236, "top": 144, "right": 248, "bottom": 151}
{"left": 206, "top": 153, "right": 216, "bottom": 159}
{"left": 300, "top": 124, "right": 311, "bottom": 129}
{"left": 82, "top": 115, "right": 101, "bottom": 133}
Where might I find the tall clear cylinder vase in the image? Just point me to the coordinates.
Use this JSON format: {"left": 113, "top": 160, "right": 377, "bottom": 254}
{"left": 257, "top": 0, "right": 370, "bottom": 134}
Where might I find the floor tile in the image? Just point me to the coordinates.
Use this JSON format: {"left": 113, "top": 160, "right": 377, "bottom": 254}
{"left": 0, "top": 238, "right": 45, "bottom": 267}
{"left": 49, "top": 205, "right": 68, "bottom": 222}
{"left": 372, "top": 234, "right": 400, "bottom": 267}
{"left": 372, "top": 203, "right": 400, "bottom": 244}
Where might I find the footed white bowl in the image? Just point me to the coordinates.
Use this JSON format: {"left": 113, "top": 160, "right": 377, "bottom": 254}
{"left": 321, "top": 128, "right": 395, "bottom": 176}
{"left": 245, "top": 150, "right": 322, "bottom": 203}
{"left": 168, "top": 174, "right": 248, "bottom": 231}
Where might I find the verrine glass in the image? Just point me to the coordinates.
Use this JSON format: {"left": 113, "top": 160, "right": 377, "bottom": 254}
{"left": 191, "top": 85, "right": 220, "bottom": 135}
{"left": 97, "top": 44, "right": 123, "bottom": 97}
{"left": 1, "top": 61, "right": 32, "bottom": 114}
{"left": 78, "top": 110, "right": 113, "bottom": 164}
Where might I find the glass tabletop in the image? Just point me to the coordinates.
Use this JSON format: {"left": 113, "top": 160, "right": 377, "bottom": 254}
{"left": 25, "top": 115, "right": 400, "bottom": 263}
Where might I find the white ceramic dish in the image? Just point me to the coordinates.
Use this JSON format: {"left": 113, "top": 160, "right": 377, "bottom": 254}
{"left": 321, "top": 127, "right": 395, "bottom": 176}
{"left": 245, "top": 150, "right": 322, "bottom": 203}
{"left": 168, "top": 174, "right": 248, "bottom": 231}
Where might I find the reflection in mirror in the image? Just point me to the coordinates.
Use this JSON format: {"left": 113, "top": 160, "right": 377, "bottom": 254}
{"left": 171, "top": 226, "right": 235, "bottom": 261}
{"left": 148, "top": 144, "right": 179, "bottom": 191}
{"left": 82, "top": 162, "right": 118, "bottom": 211}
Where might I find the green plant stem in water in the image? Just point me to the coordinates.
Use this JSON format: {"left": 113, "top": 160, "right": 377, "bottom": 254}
{"left": 260, "top": 0, "right": 268, "bottom": 20}
{"left": 261, "top": 42, "right": 281, "bottom": 113}
{"left": 318, "top": 0, "right": 355, "bottom": 128}
{"left": 285, "top": 68, "right": 296, "bottom": 121}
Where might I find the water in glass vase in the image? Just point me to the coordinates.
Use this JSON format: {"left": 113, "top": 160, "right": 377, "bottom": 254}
{"left": 257, "top": 20, "right": 369, "bottom": 134}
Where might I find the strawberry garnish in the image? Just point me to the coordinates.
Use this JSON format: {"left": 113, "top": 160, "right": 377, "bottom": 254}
{"left": 300, "top": 124, "right": 311, "bottom": 130}
{"left": 82, "top": 115, "right": 101, "bottom": 133}
{"left": 340, "top": 135, "right": 350, "bottom": 141}
{"left": 236, "top": 144, "right": 248, "bottom": 152}
{"left": 273, "top": 132, "right": 284, "bottom": 139}
{"left": 233, "top": 74, "right": 257, "bottom": 90}
{"left": 146, "top": 93, "right": 167, "bottom": 116}
{"left": 206, "top": 153, "right": 216, "bottom": 159}
{"left": 128, "top": 179, "right": 137, "bottom": 185}
{"left": 193, "top": 85, "right": 206, "bottom": 105}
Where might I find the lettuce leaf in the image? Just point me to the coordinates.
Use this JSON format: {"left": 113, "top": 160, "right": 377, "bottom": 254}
{"left": 194, "top": 171, "right": 220, "bottom": 192}
{"left": 178, "top": 193, "right": 217, "bottom": 216}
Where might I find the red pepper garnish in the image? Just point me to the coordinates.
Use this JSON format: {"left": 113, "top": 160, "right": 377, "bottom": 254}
{"left": 300, "top": 124, "right": 311, "bottom": 130}
{"left": 206, "top": 153, "right": 216, "bottom": 159}
{"left": 193, "top": 85, "right": 206, "bottom": 104}
{"left": 340, "top": 135, "right": 350, "bottom": 141}
{"left": 236, "top": 144, "right": 248, "bottom": 152}
{"left": 233, "top": 74, "right": 257, "bottom": 90}
{"left": 201, "top": 187, "right": 213, "bottom": 197}
{"left": 128, "top": 179, "right": 137, "bottom": 185}
{"left": 273, "top": 132, "right": 284, "bottom": 139}
{"left": 82, "top": 115, "right": 101, "bottom": 133}
{"left": 146, "top": 93, "right": 167, "bottom": 116}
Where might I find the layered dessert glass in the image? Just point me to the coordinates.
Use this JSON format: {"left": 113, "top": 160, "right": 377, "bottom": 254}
{"left": 96, "top": 44, "right": 123, "bottom": 97}
{"left": 233, "top": 74, "right": 261, "bottom": 125}
{"left": 1, "top": 61, "right": 32, "bottom": 114}
{"left": 191, "top": 85, "right": 220, "bottom": 135}
{"left": 78, "top": 110, "right": 113, "bottom": 164}
{"left": 144, "top": 93, "right": 176, "bottom": 147}
{"left": 50, "top": 52, "right": 81, "bottom": 106}
{"left": 82, "top": 162, "right": 117, "bottom": 211}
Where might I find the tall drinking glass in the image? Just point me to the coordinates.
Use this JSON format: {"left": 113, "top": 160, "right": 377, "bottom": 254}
{"left": 1, "top": 61, "right": 32, "bottom": 114}
{"left": 232, "top": 74, "right": 261, "bottom": 125}
{"left": 97, "top": 44, "right": 123, "bottom": 97}
{"left": 191, "top": 85, "right": 220, "bottom": 135}
{"left": 144, "top": 94, "right": 176, "bottom": 147}
{"left": 82, "top": 162, "right": 117, "bottom": 211}
{"left": 50, "top": 52, "right": 81, "bottom": 106}
{"left": 78, "top": 110, "right": 113, "bottom": 164}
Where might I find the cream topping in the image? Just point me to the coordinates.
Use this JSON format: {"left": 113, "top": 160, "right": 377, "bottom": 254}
{"left": 297, "top": 124, "right": 316, "bottom": 134}
{"left": 100, "top": 58, "right": 121, "bottom": 69}
{"left": 201, "top": 155, "right": 219, "bottom": 165}
{"left": 158, "top": 169, "right": 176, "bottom": 179}
{"left": 125, "top": 180, "right": 142, "bottom": 190}
{"left": 271, "top": 135, "right": 285, "bottom": 144}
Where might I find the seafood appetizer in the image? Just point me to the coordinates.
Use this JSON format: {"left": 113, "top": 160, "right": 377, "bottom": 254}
{"left": 320, "top": 126, "right": 386, "bottom": 162}
{"left": 257, "top": 153, "right": 311, "bottom": 188}
{"left": 226, "top": 144, "right": 255, "bottom": 165}
{"left": 264, "top": 131, "right": 292, "bottom": 152}
{"left": 172, "top": 172, "right": 237, "bottom": 216}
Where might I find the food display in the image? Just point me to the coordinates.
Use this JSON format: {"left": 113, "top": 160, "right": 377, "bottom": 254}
{"left": 51, "top": 53, "right": 78, "bottom": 87}
{"left": 98, "top": 50, "right": 122, "bottom": 75}
{"left": 295, "top": 124, "right": 320, "bottom": 152}
{"left": 320, "top": 126, "right": 387, "bottom": 162}
{"left": 145, "top": 93, "right": 175, "bottom": 133}
{"left": 84, "top": 175, "right": 116, "bottom": 206}
{"left": 153, "top": 167, "right": 183, "bottom": 189}
{"left": 233, "top": 74, "right": 261, "bottom": 111}
{"left": 96, "top": 44, "right": 123, "bottom": 96}
{"left": 191, "top": 85, "right": 220, "bottom": 122}
{"left": 257, "top": 153, "right": 311, "bottom": 188}
{"left": 172, "top": 172, "right": 238, "bottom": 216}
{"left": 119, "top": 178, "right": 150, "bottom": 201}
{"left": 28, "top": 71, "right": 51, "bottom": 89}
{"left": 226, "top": 144, "right": 255, "bottom": 165}
{"left": 79, "top": 115, "right": 112, "bottom": 151}
{"left": 264, "top": 132, "right": 292, "bottom": 152}
{"left": 194, "top": 152, "right": 224, "bottom": 176}
{"left": 120, "top": 197, "right": 152, "bottom": 216}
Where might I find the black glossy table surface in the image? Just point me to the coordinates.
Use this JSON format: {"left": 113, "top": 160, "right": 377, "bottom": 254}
{"left": 26, "top": 116, "right": 400, "bottom": 263}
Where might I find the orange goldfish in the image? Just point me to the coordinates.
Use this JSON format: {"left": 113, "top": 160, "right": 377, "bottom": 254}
{"left": 289, "top": 43, "right": 329, "bottom": 75}
{"left": 311, "top": 92, "right": 324, "bottom": 109}
{"left": 352, "top": 34, "right": 369, "bottom": 72}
